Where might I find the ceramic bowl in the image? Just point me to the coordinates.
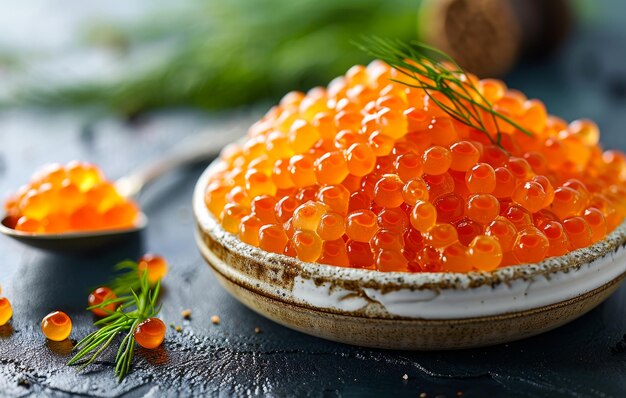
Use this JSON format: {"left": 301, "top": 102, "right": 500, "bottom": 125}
{"left": 193, "top": 163, "right": 626, "bottom": 350}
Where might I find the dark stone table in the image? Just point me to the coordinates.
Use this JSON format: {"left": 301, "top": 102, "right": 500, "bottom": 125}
{"left": 2, "top": 7, "right": 626, "bottom": 395}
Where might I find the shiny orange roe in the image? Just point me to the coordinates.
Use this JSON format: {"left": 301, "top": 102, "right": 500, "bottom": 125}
{"left": 88, "top": 287, "right": 117, "bottom": 317}
{"left": 41, "top": 311, "right": 72, "bottom": 341}
{"left": 0, "top": 297, "right": 12, "bottom": 326}
{"left": 137, "top": 253, "right": 169, "bottom": 284}
{"left": 204, "top": 61, "right": 626, "bottom": 273}
{"left": 134, "top": 317, "right": 166, "bottom": 349}
{"left": 4, "top": 162, "right": 139, "bottom": 234}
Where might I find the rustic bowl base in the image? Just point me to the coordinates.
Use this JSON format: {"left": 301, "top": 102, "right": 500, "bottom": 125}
{"left": 206, "top": 252, "right": 625, "bottom": 350}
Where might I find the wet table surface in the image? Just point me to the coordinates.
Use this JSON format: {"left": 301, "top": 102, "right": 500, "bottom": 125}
{"left": 3, "top": 14, "right": 626, "bottom": 393}
{"left": 0, "top": 104, "right": 624, "bottom": 398}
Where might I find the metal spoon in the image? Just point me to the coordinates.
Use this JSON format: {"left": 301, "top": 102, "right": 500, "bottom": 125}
{"left": 0, "top": 132, "right": 234, "bottom": 253}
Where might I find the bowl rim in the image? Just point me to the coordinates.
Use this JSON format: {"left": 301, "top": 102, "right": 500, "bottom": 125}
{"left": 194, "top": 160, "right": 626, "bottom": 291}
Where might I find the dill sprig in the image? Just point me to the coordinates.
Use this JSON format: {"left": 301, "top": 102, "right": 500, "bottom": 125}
{"left": 357, "top": 37, "right": 533, "bottom": 146}
{"left": 109, "top": 260, "right": 145, "bottom": 296}
{"left": 68, "top": 265, "right": 162, "bottom": 381}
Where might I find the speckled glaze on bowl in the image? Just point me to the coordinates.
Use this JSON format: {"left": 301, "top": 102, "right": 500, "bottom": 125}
{"left": 193, "top": 164, "right": 626, "bottom": 350}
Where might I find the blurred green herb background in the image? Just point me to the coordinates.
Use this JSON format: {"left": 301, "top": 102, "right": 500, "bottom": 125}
{"left": 12, "top": 0, "right": 420, "bottom": 116}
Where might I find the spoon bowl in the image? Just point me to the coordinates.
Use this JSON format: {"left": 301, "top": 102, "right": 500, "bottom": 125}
{"left": 0, "top": 131, "right": 234, "bottom": 253}
{"left": 0, "top": 212, "right": 148, "bottom": 253}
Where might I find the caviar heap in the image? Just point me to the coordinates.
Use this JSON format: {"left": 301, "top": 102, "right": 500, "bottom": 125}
{"left": 204, "top": 60, "right": 626, "bottom": 272}
{"left": 41, "top": 311, "right": 72, "bottom": 341}
{"left": 134, "top": 317, "right": 166, "bottom": 349}
{"left": 4, "top": 162, "right": 139, "bottom": 234}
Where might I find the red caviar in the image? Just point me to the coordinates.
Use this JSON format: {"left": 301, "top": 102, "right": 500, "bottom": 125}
{"left": 88, "top": 287, "right": 117, "bottom": 317}
{"left": 204, "top": 60, "right": 626, "bottom": 272}
{"left": 41, "top": 311, "right": 72, "bottom": 341}
{"left": 137, "top": 254, "right": 168, "bottom": 284}
{"left": 0, "top": 297, "right": 12, "bottom": 326}
{"left": 134, "top": 317, "right": 166, "bottom": 349}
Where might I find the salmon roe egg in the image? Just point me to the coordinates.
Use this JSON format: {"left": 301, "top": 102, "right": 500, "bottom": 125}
{"left": 292, "top": 201, "right": 326, "bottom": 231}
{"left": 373, "top": 174, "right": 404, "bottom": 208}
{"left": 317, "top": 213, "right": 346, "bottom": 241}
{"left": 424, "top": 224, "right": 458, "bottom": 248}
{"left": 422, "top": 146, "right": 452, "bottom": 175}
{"left": 204, "top": 60, "right": 626, "bottom": 272}
{"left": 137, "top": 254, "right": 168, "bottom": 284}
{"left": 410, "top": 201, "right": 437, "bottom": 233}
{"left": 345, "top": 210, "right": 379, "bottom": 242}
{"left": 402, "top": 178, "right": 429, "bottom": 205}
{"left": 542, "top": 221, "right": 570, "bottom": 257}
{"left": 41, "top": 311, "right": 72, "bottom": 341}
{"left": 449, "top": 141, "right": 480, "bottom": 172}
{"left": 134, "top": 317, "right": 166, "bottom": 349}
{"left": 512, "top": 227, "right": 549, "bottom": 264}
{"left": 345, "top": 143, "right": 376, "bottom": 177}
{"left": 442, "top": 243, "right": 472, "bottom": 272}
{"left": 469, "top": 235, "right": 503, "bottom": 271}
{"left": 466, "top": 163, "right": 496, "bottom": 193}
{"left": 88, "top": 287, "right": 117, "bottom": 317}
{"left": 466, "top": 194, "right": 500, "bottom": 224}
{"left": 258, "top": 224, "right": 289, "bottom": 254}
{"left": 0, "top": 297, "right": 12, "bottom": 326}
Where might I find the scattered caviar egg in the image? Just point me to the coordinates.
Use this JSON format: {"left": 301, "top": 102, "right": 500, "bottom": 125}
{"left": 0, "top": 297, "right": 12, "bottom": 326}
{"left": 41, "top": 311, "right": 72, "bottom": 341}
{"left": 88, "top": 287, "right": 117, "bottom": 317}
{"left": 5, "top": 162, "right": 139, "bottom": 234}
{"left": 204, "top": 59, "right": 626, "bottom": 272}
{"left": 137, "top": 254, "right": 168, "bottom": 284}
{"left": 134, "top": 317, "right": 166, "bottom": 349}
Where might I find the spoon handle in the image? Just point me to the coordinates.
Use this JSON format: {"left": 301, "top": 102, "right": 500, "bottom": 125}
{"left": 115, "top": 132, "right": 234, "bottom": 198}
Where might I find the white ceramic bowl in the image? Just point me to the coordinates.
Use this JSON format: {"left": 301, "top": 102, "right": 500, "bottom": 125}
{"left": 194, "top": 163, "right": 626, "bottom": 350}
